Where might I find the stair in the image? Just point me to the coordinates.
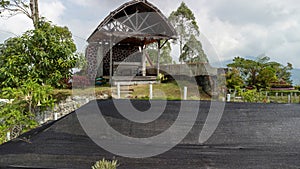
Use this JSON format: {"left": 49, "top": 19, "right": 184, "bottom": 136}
{"left": 111, "top": 85, "right": 134, "bottom": 99}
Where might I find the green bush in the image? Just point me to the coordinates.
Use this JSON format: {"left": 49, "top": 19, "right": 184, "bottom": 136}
{"left": 92, "top": 159, "right": 118, "bottom": 169}
{"left": 0, "top": 80, "right": 55, "bottom": 144}
{"left": 241, "top": 89, "right": 267, "bottom": 103}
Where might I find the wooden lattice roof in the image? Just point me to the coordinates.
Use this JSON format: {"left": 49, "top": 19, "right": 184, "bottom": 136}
{"left": 87, "top": 0, "right": 177, "bottom": 46}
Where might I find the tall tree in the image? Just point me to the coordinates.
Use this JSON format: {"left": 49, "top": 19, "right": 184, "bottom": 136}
{"left": 147, "top": 41, "right": 173, "bottom": 65}
{"left": 0, "top": 0, "right": 39, "bottom": 28}
{"left": 180, "top": 34, "right": 208, "bottom": 63}
{"left": 169, "top": 2, "right": 200, "bottom": 58}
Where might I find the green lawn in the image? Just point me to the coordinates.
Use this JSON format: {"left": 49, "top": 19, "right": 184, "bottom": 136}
{"left": 53, "top": 82, "right": 211, "bottom": 101}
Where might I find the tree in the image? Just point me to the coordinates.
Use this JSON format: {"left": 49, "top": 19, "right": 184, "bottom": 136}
{"left": 226, "top": 68, "right": 244, "bottom": 89}
{"left": 169, "top": 2, "right": 200, "bottom": 57}
{"left": 0, "top": 20, "right": 77, "bottom": 88}
{"left": 147, "top": 41, "right": 173, "bottom": 65}
{"left": 0, "top": 0, "right": 39, "bottom": 28}
{"left": 256, "top": 67, "right": 277, "bottom": 89}
{"left": 226, "top": 56, "right": 293, "bottom": 89}
{"left": 180, "top": 34, "right": 208, "bottom": 63}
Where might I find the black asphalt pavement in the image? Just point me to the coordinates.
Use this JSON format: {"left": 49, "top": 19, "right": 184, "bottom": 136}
{"left": 0, "top": 100, "right": 300, "bottom": 169}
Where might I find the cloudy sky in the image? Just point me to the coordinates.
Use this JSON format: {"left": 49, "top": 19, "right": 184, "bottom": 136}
{"left": 0, "top": 0, "right": 300, "bottom": 68}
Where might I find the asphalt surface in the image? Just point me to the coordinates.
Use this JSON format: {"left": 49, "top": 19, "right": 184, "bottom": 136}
{"left": 0, "top": 100, "right": 300, "bottom": 169}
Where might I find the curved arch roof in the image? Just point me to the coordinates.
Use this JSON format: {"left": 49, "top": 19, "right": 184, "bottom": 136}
{"left": 87, "top": 0, "right": 177, "bottom": 46}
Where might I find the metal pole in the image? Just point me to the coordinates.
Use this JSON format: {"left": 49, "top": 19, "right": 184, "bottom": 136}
{"left": 149, "top": 83, "right": 153, "bottom": 99}
{"left": 6, "top": 132, "right": 10, "bottom": 141}
{"left": 227, "top": 94, "right": 231, "bottom": 102}
{"left": 54, "top": 113, "right": 58, "bottom": 120}
{"left": 117, "top": 82, "right": 121, "bottom": 99}
{"left": 184, "top": 86, "right": 188, "bottom": 100}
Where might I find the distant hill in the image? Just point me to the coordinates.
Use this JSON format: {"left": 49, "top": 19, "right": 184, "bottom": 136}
{"left": 291, "top": 69, "right": 300, "bottom": 85}
{"left": 211, "top": 56, "right": 258, "bottom": 68}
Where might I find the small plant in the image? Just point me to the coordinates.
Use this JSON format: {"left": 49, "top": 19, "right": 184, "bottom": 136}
{"left": 92, "top": 159, "right": 118, "bottom": 169}
{"left": 157, "top": 73, "right": 168, "bottom": 82}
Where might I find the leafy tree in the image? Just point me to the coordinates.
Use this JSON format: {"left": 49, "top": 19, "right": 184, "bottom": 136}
{"left": 227, "top": 56, "right": 293, "bottom": 89}
{"left": 0, "top": 0, "right": 39, "bottom": 28}
{"left": 180, "top": 34, "right": 208, "bottom": 63}
{"left": 226, "top": 68, "right": 244, "bottom": 89}
{"left": 256, "top": 67, "right": 277, "bottom": 89}
{"left": 0, "top": 20, "right": 77, "bottom": 88}
{"left": 169, "top": 2, "right": 200, "bottom": 57}
{"left": 147, "top": 41, "right": 173, "bottom": 65}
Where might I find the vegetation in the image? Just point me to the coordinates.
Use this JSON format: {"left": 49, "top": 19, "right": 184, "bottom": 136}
{"left": 0, "top": 0, "right": 78, "bottom": 144}
{"left": 92, "top": 159, "right": 118, "bottom": 169}
{"left": 169, "top": 2, "right": 208, "bottom": 63}
{"left": 0, "top": 0, "right": 40, "bottom": 28}
{"left": 181, "top": 35, "right": 208, "bottom": 63}
{"left": 0, "top": 20, "right": 77, "bottom": 88}
{"left": 0, "top": 80, "right": 55, "bottom": 143}
{"left": 226, "top": 56, "right": 293, "bottom": 90}
{"left": 147, "top": 41, "right": 173, "bottom": 65}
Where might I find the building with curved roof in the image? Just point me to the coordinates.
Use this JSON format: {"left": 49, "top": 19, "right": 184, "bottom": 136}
{"left": 86, "top": 0, "right": 177, "bottom": 82}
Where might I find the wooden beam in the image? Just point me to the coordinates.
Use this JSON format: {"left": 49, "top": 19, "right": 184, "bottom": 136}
{"left": 109, "top": 36, "right": 113, "bottom": 83}
{"left": 157, "top": 40, "right": 161, "bottom": 77}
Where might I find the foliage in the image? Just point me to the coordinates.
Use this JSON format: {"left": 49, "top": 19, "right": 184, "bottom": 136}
{"left": 0, "top": 80, "right": 55, "bottom": 144}
{"left": 92, "top": 159, "right": 118, "bottom": 169}
{"left": 74, "top": 52, "right": 88, "bottom": 74}
{"left": 0, "top": 20, "right": 77, "bottom": 88}
{"left": 227, "top": 56, "right": 293, "bottom": 90}
{"left": 147, "top": 41, "right": 173, "bottom": 65}
{"left": 169, "top": 2, "right": 202, "bottom": 59}
{"left": 241, "top": 89, "right": 267, "bottom": 103}
{"left": 180, "top": 34, "right": 208, "bottom": 63}
{"left": 0, "top": 0, "right": 39, "bottom": 28}
{"left": 256, "top": 66, "right": 277, "bottom": 89}
{"left": 226, "top": 68, "right": 244, "bottom": 89}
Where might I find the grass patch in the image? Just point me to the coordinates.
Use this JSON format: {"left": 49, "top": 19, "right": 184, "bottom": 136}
{"left": 53, "top": 82, "right": 212, "bottom": 101}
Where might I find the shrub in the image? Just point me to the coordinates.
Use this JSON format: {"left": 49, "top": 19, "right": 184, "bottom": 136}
{"left": 92, "top": 159, "right": 118, "bottom": 169}
{"left": 0, "top": 80, "right": 55, "bottom": 144}
{"left": 241, "top": 89, "right": 266, "bottom": 103}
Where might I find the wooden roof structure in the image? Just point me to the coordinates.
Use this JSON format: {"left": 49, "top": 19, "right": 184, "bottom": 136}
{"left": 87, "top": 0, "right": 177, "bottom": 46}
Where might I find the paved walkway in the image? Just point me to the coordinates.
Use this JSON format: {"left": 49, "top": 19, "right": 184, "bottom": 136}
{"left": 0, "top": 100, "right": 300, "bottom": 168}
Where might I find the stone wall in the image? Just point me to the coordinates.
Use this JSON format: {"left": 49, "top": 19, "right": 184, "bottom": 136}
{"left": 36, "top": 94, "right": 109, "bottom": 124}
{"left": 86, "top": 43, "right": 140, "bottom": 80}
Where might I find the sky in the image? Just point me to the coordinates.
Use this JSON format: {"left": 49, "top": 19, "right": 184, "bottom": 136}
{"left": 0, "top": 0, "right": 300, "bottom": 68}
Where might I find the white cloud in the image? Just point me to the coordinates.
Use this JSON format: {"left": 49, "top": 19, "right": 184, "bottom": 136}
{"left": 1, "top": 0, "right": 300, "bottom": 68}
{"left": 39, "top": 0, "right": 65, "bottom": 24}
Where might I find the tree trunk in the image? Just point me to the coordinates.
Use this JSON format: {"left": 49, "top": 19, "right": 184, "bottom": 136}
{"left": 30, "top": 0, "right": 39, "bottom": 29}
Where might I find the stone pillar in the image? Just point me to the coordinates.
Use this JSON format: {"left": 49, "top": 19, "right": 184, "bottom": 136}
{"left": 86, "top": 43, "right": 98, "bottom": 81}
{"left": 96, "top": 43, "right": 104, "bottom": 77}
